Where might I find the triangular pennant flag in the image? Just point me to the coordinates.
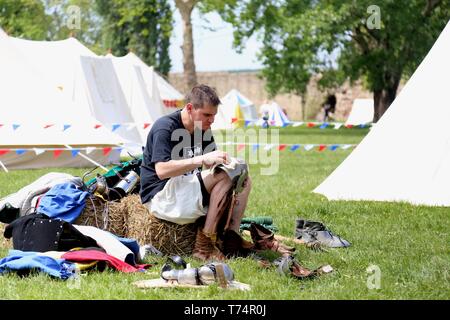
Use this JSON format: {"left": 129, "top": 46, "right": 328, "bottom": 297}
{"left": 86, "top": 147, "right": 96, "bottom": 154}
{"left": 231, "top": 117, "right": 238, "bottom": 123}
{"left": 143, "top": 123, "right": 151, "bottom": 129}
{"left": 15, "top": 149, "right": 27, "bottom": 155}
{"left": 53, "top": 149, "right": 63, "bottom": 158}
{"left": 278, "top": 144, "right": 287, "bottom": 151}
{"left": 359, "top": 124, "right": 366, "bottom": 128}
{"left": 334, "top": 123, "right": 343, "bottom": 130}
{"left": 252, "top": 144, "right": 260, "bottom": 152}
{"left": 293, "top": 122, "right": 304, "bottom": 127}
{"left": 237, "top": 144, "right": 246, "bottom": 152}
{"left": 112, "top": 124, "right": 121, "bottom": 132}
{"left": 270, "top": 120, "right": 276, "bottom": 126}
{"left": 244, "top": 120, "right": 252, "bottom": 127}
{"left": 318, "top": 145, "right": 327, "bottom": 151}
{"left": 319, "top": 122, "right": 329, "bottom": 129}
{"left": 103, "top": 147, "right": 112, "bottom": 156}
{"left": 43, "top": 124, "right": 54, "bottom": 129}
{"left": 115, "top": 148, "right": 123, "bottom": 154}
{"left": 345, "top": 124, "right": 353, "bottom": 129}
{"left": 33, "top": 148, "right": 45, "bottom": 155}
{"left": 63, "top": 124, "right": 71, "bottom": 131}
{"left": 12, "top": 124, "right": 20, "bottom": 130}
{"left": 71, "top": 149, "right": 80, "bottom": 158}
{"left": 94, "top": 124, "right": 102, "bottom": 129}
{"left": 0, "top": 149, "right": 11, "bottom": 156}
{"left": 307, "top": 122, "right": 316, "bottom": 128}
{"left": 341, "top": 144, "right": 353, "bottom": 150}
{"left": 290, "top": 144, "right": 300, "bottom": 152}
{"left": 304, "top": 144, "right": 315, "bottom": 151}
{"left": 264, "top": 144, "right": 274, "bottom": 151}
{"left": 329, "top": 144, "right": 339, "bottom": 151}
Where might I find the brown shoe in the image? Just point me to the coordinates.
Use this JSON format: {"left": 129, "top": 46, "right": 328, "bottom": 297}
{"left": 192, "top": 229, "right": 226, "bottom": 262}
{"left": 250, "top": 223, "right": 295, "bottom": 257}
{"left": 221, "top": 229, "right": 254, "bottom": 258}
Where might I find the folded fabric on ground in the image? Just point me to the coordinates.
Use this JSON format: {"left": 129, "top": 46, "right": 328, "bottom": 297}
{"left": 3, "top": 214, "right": 98, "bottom": 252}
{"left": 0, "top": 173, "right": 82, "bottom": 223}
{"left": 240, "top": 216, "right": 278, "bottom": 232}
{"left": 111, "top": 234, "right": 163, "bottom": 261}
{"left": 37, "top": 183, "right": 90, "bottom": 223}
{"left": 0, "top": 250, "right": 76, "bottom": 280}
{"left": 61, "top": 249, "right": 151, "bottom": 273}
{"left": 73, "top": 225, "right": 137, "bottom": 265}
{"left": 295, "top": 218, "right": 350, "bottom": 248}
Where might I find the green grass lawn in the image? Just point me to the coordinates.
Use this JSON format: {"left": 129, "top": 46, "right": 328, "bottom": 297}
{"left": 0, "top": 127, "right": 448, "bottom": 299}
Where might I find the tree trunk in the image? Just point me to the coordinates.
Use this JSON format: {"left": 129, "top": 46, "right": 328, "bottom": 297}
{"left": 373, "top": 79, "right": 400, "bottom": 122}
{"left": 175, "top": 0, "right": 198, "bottom": 93}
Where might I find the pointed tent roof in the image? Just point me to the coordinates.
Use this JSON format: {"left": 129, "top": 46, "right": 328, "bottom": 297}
{"left": 259, "top": 101, "right": 291, "bottom": 127}
{"left": 212, "top": 89, "right": 258, "bottom": 130}
{"left": 0, "top": 28, "right": 123, "bottom": 169}
{"left": 106, "top": 52, "right": 168, "bottom": 144}
{"left": 345, "top": 99, "right": 374, "bottom": 126}
{"left": 125, "top": 52, "right": 182, "bottom": 113}
{"left": 314, "top": 21, "right": 450, "bottom": 206}
{"left": 9, "top": 36, "right": 142, "bottom": 148}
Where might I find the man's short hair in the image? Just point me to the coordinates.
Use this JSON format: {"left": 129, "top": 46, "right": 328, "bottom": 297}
{"left": 185, "top": 84, "right": 221, "bottom": 109}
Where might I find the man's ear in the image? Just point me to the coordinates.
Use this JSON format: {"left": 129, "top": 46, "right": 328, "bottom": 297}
{"left": 186, "top": 103, "right": 193, "bottom": 113}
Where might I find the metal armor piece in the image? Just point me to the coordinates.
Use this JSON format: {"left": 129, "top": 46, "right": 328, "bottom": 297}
{"left": 113, "top": 170, "right": 140, "bottom": 195}
{"left": 161, "top": 262, "right": 234, "bottom": 285}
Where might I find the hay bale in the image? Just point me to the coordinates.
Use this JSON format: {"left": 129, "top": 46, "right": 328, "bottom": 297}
{"left": 77, "top": 194, "right": 199, "bottom": 256}
{"left": 75, "top": 196, "right": 128, "bottom": 237}
{"left": 124, "top": 194, "right": 198, "bottom": 256}
{"left": 0, "top": 223, "right": 12, "bottom": 250}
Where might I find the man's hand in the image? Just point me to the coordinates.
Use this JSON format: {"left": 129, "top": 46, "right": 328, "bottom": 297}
{"left": 202, "top": 150, "right": 230, "bottom": 166}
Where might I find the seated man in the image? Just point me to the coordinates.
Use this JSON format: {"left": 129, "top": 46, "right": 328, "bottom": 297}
{"left": 139, "top": 84, "right": 252, "bottom": 261}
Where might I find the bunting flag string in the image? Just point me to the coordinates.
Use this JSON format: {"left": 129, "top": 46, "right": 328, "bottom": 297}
{"left": 0, "top": 146, "right": 123, "bottom": 158}
{"left": 0, "top": 122, "right": 155, "bottom": 132}
{"left": 0, "top": 121, "right": 371, "bottom": 131}
{"left": 216, "top": 142, "right": 357, "bottom": 152}
{"left": 227, "top": 118, "right": 372, "bottom": 129}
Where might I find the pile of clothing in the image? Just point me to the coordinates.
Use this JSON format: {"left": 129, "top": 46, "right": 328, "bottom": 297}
{"left": 0, "top": 166, "right": 157, "bottom": 280}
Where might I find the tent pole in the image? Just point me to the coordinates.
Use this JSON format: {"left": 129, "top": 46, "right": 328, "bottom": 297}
{"left": 64, "top": 145, "right": 109, "bottom": 172}
{"left": 0, "top": 160, "right": 8, "bottom": 173}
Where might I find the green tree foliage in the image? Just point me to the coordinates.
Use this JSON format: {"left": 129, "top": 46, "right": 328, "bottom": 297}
{"left": 43, "top": 0, "right": 103, "bottom": 51}
{"left": 95, "top": 0, "right": 173, "bottom": 75}
{"left": 209, "top": 0, "right": 450, "bottom": 120}
{"left": 0, "top": 0, "right": 51, "bottom": 39}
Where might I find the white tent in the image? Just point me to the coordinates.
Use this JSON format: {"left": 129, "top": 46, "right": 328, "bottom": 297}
{"left": 124, "top": 52, "right": 182, "bottom": 114}
{"left": 9, "top": 37, "right": 142, "bottom": 149}
{"left": 107, "top": 53, "right": 168, "bottom": 144}
{"left": 259, "top": 101, "right": 291, "bottom": 127}
{"left": 212, "top": 89, "right": 258, "bottom": 130}
{"left": 345, "top": 98, "right": 374, "bottom": 126}
{"left": 0, "top": 28, "right": 123, "bottom": 170}
{"left": 314, "top": 21, "right": 450, "bottom": 207}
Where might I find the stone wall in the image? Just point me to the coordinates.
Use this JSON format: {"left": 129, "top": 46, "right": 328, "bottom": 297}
{"left": 168, "top": 70, "right": 374, "bottom": 121}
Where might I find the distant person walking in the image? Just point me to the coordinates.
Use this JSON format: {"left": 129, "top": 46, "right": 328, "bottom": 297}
{"left": 322, "top": 94, "right": 337, "bottom": 122}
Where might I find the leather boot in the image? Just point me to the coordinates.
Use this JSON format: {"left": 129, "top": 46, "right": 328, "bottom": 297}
{"left": 250, "top": 223, "right": 295, "bottom": 257}
{"left": 221, "top": 229, "right": 254, "bottom": 258}
{"left": 275, "top": 255, "right": 333, "bottom": 280}
{"left": 192, "top": 229, "right": 225, "bottom": 262}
